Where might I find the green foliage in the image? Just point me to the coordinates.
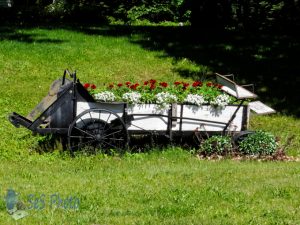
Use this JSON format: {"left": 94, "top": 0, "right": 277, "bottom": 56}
{"left": 127, "top": 4, "right": 173, "bottom": 23}
{"left": 199, "top": 135, "right": 233, "bottom": 155}
{"left": 44, "top": 0, "right": 67, "bottom": 17}
{"left": 3, "top": 0, "right": 299, "bottom": 32}
{"left": 239, "top": 130, "right": 278, "bottom": 155}
{"left": 125, "top": 0, "right": 190, "bottom": 23}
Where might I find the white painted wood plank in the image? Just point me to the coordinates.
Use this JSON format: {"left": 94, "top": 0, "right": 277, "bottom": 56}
{"left": 127, "top": 104, "right": 168, "bottom": 131}
{"left": 77, "top": 102, "right": 247, "bottom": 132}
{"left": 216, "top": 73, "right": 257, "bottom": 99}
{"left": 173, "top": 105, "right": 245, "bottom": 131}
{"left": 249, "top": 101, "right": 276, "bottom": 115}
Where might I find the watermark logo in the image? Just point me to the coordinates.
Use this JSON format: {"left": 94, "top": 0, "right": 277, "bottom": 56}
{"left": 3, "top": 188, "right": 80, "bottom": 220}
{"left": 27, "top": 193, "right": 80, "bottom": 210}
{"left": 5, "top": 188, "right": 29, "bottom": 220}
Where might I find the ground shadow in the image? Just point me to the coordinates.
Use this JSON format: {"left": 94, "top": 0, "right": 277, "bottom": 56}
{"left": 1, "top": 23, "right": 299, "bottom": 116}
{"left": 66, "top": 24, "right": 300, "bottom": 116}
{"left": 0, "top": 26, "right": 66, "bottom": 43}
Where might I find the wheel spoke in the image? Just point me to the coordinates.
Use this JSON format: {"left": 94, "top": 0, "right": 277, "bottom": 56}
{"left": 69, "top": 135, "right": 93, "bottom": 139}
{"left": 74, "top": 126, "right": 95, "bottom": 138}
{"left": 103, "top": 113, "right": 112, "bottom": 131}
{"left": 89, "top": 111, "right": 96, "bottom": 128}
{"left": 79, "top": 117, "right": 87, "bottom": 127}
{"left": 102, "top": 137, "right": 124, "bottom": 141}
{"left": 101, "top": 130, "right": 123, "bottom": 139}
{"left": 102, "top": 140, "right": 121, "bottom": 149}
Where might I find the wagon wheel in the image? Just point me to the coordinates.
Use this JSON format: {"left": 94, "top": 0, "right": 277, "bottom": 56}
{"left": 68, "top": 108, "right": 129, "bottom": 155}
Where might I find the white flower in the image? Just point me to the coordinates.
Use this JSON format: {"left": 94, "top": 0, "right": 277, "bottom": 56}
{"left": 155, "top": 92, "right": 177, "bottom": 109}
{"left": 94, "top": 91, "right": 115, "bottom": 102}
{"left": 210, "top": 94, "right": 230, "bottom": 108}
{"left": 184, "top": 94, "right": 207, "bottom": 106}
{"left": 122, "top": 92, "right": 141, "bottom": 104}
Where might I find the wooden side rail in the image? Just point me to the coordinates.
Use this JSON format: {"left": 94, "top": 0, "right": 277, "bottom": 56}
{"left": 215, "top": 73, "right": 257, "bottom": 99}
{"left": 216, "top": 73, "right": 276, "bottom": 115}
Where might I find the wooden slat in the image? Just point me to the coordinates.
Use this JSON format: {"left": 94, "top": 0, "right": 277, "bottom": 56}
{"left": 248, "top": 101, "right": 276, "bottom": 115}
{"left": 216, "top": 73, "right": 257, "bottom": 99}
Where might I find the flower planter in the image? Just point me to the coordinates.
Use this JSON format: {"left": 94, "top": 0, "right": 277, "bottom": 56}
{"left": 77, "top": 102, "right": 249, "bottom": 132}
{"left": 9, "top": 70, "right": 274, "bottom": 154}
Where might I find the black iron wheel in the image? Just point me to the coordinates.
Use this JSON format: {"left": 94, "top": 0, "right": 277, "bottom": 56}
{"left": 68, "top": 108, "right": 129, "bottom": 155}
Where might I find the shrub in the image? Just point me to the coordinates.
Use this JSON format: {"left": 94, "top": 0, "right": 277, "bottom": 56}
{"left": 239, "top": 130, "right": 278, "bottom": 155}
{"left": 44, "top": 0, "right": 68, "bottom": 18}
{"left": 125, "top": 0, "right": 190, "bottom": 23}
{"left": 199, "top": 135, "right": 232, "bottom": 155}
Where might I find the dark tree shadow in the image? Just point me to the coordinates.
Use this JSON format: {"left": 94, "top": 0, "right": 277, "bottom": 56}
{"left": 1, "top": 23, "right": 299, "bottom": 116}
{"left": 69, "top": 24, "right": 300, "bottom": 117}
{"left": 0, "top": 26, "right": 66, "bottom": 43}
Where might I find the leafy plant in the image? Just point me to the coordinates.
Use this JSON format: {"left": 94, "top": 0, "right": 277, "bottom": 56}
{"left": 239, "top": 130, "right": 278, "bottom": 155}
{"left": 199, "top": 135, "right": 233, "bottom": 155}
{"left": 126, "top": 0, "right": 190, "bottom": 23}
{"left": 44, "top": 0, "right": 68, "bottom": 17}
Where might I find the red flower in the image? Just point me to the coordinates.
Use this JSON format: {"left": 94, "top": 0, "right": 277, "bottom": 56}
{"left": 159, "top": 82, "right": 168, "bottom": 88}
{"left": 149, "top": 79, "right": 156, "bottom": 84}
{"left": 150, "top": 84, "right": 155, "bottom": 90}
{"left": 213, "top": 83, "right": 223, "bottom": 89}
{"left": 125, "top": 81, "right": 131, "bottom": 87}
{"left": 183, "top": 83, "right": 189, "bottom": 88}
{"left": 144, "top": 81, "right": 149, "bottom": 85}
{"left": 182, "top": 82, "right": 190, "bottom": 90}
{"left": 117, "top": 83, "right": 123, "bottom": 87}
{"left": 83, "top": 83, "right": 90, "bottom": 89}
{"left": 206, "top": 82, "right": 213, "bottom": 87}
{"left": 130, "top": 83, "right": 139, "bottom": 90}
{"left": 174, "top": 81, "right": 181, "bottom": 86}
{"left": 192, "top": 81, "right": 202, "bottom": 87}
{"left": 91, "top": 84, "right": 97, "bottom": 89}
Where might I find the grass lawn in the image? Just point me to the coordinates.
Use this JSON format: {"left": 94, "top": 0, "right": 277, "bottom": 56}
{"left": 1, "top": 149, "right": 300, "bottom": 224}
{"left": 0, "top": 24, "right": 300, "bottom": 224}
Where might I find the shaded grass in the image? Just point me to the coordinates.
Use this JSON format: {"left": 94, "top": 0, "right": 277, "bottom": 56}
{"left": 0, "top": 149, "right": 300, "bottom": 224}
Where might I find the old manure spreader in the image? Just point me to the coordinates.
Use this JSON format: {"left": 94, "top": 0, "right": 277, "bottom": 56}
{"left": 9, "top": 70, "right": 275, "bottom": 154}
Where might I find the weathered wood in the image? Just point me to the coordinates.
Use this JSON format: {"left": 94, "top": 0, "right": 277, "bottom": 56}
{"left": 216, "top": 73, "right": 257, "bottom": 99}
{"left": 248, "top": 101, "right": 276, "bottom": 115}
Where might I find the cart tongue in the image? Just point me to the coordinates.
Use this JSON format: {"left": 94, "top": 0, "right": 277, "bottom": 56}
{"left": 26, "top": 78, "right": 71, "bottom": 121}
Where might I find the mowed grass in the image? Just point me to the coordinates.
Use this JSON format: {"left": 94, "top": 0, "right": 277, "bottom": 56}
{"left": 0, "top": 149, "right": 300, "bottom": 224}
{"left": 0, "top": 25, "right": 300, "bottom": 224}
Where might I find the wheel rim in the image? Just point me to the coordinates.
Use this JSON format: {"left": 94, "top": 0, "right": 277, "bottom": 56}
{"left": 68, "top": 109, "right": 128, "bottom": 154}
